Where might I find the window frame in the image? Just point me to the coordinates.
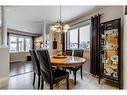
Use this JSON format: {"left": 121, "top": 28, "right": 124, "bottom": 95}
{"left": 9, "top": 35, "right": 18, "bottom": 52}
{"left": 9, "top": 34, "right": 33, "bottom": 53}
{"left": 67, "top": 24, "right": 91, "bottom": 50}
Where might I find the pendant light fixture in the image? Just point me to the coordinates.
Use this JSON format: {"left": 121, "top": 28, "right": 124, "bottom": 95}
{"left": 50, "top": 5, "right": 70, "bottom": 32}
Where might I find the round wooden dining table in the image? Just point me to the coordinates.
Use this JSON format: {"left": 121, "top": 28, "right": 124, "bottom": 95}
{"left": 50, "top": 55, "right": 86, "bottom": 89}
{"left": 50, "top": 55, "right": 86, "bottom": 68}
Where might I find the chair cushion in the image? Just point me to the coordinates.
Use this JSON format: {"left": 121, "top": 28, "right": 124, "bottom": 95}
{"left": 53, "top": 69, "right": 69, "bottom": 83}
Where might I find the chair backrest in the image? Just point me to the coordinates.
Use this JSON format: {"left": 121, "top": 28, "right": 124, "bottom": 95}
{"left": 36, "top": 49, "right": 53, "bottom": 83}
{"left": 29, "top": 49, "right": 40, "bottom": 74}
{"left": 66, "top": 49, "right": 84, "bottom": 57}
{"left": 66, "top": 50, "right": 72, "bottom": 56}
{"left": 74, "top": 50, "right": 84, "bottom": 57}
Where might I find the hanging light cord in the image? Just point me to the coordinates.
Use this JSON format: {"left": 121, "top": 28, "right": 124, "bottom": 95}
{"left": 50, "top": 5, "right": 70, "bottom": 32}
{"left": 60, "top": 5, "right": 62, "bottom": 23}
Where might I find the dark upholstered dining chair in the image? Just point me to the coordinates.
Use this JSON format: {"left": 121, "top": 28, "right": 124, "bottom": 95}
{"left": 36, "top": 49, "right": 69, "bottom": 89}
{"left": 29, "top": 50, "right": 41, "bottom": 89}
{"left": 66, "top": 49, "right": 84, "bottom": 85}
{"left": 66, "top": 50, "right": 72, "bottom": 56}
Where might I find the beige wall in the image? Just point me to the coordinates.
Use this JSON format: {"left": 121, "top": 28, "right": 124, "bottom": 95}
{"left": 82, "top": 51, "right": 90, "bottom": 72}
{"left": 10, "top": 52, "right": 30, "bottom": 62}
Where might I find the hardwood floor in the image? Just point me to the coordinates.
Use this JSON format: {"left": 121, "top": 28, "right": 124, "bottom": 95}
{"left": 0, "top": 71, "right": 118, "bottom": 89}
{"left": 0, "top": 60, "right": 118, "bottom": 89}
{"left": 10, "top": 61, "right": 33, "bottom": 77}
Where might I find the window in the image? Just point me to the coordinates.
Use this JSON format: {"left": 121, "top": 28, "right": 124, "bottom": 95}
{"left": 67, "top": 24, "right": 90, "bottom": 50}
{"left": 79, "top": 25, "right": 90, "bottom": 49}
{"left": 25, "top": 38, "right": 32, "bottom": 52}
{"left": 69, "top": 29, "right": 78, "bottom": 49}
{"left": 9, "top": 34, "right": 32, "bottom": 52}
{"left": 10, "top": 36, "right": 17, "bottom": 52}
{"left": 18, "top": 37, "right": 24, "bottom": 52}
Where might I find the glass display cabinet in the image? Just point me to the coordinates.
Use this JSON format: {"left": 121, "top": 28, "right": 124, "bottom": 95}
{"left": 99, "top": 18, "right": 121, "bottom": 89}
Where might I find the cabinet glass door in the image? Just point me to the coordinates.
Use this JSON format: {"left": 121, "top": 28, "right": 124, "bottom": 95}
{"left": 100, "top": 19, "right": 120, "bottom": 80}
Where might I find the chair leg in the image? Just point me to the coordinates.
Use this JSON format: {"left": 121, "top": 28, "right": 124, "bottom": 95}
{"left": 50, "top": 83, "right": 53, "bottom": 89}
{"left": 73, "top": 71, "right": 76, "bottom": 85}
{"left": 70, "top": 70, "right": 71, "bottom": 74}
{"left": 99, "top": 75, "right": 101, "bottom": 84}
{"left": 64, "top": 68, "right": 66, "bottom": 72}
{"left": 80, "top": 66, "right": 83, "bottom": 79}
{"left": 41, "top": 76, "right": 44, "bottom": 89}
{"left": 38, "top": 75, "right": 40, "bottom": 89}
{"left": 33, "top": 72, "right": 36, "bottom": 86}
{"left": 66, "top": 76, "right": 69, "bottom": 89}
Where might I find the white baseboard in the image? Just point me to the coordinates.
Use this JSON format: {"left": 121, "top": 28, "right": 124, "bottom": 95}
{"left": 10, "top": 60, "right": 26, "bottom": 63}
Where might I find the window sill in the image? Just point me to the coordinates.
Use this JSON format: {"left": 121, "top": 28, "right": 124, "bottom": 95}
{"left": 9, "top": 51, "right": 29, "bottom": 54}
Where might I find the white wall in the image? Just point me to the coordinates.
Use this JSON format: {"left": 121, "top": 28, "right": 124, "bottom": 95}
{"left": 100, "top": 6, "right": 123, "bottom": 23}
{"left": 0, "top": 28, "right": 1, "bottom": 45}
{"left": 48, "top": 31, "right": 54, "bottom": 55}
{"left": 123, "top": 15, "right": 127, "bottom": 89}
{"left": 7, "top": 21, "right": 42, "bottom": 34}
{"left": 69, "top": 6, "right": 124, "bottom": 25}
{"left": 0, "top": 46, "right": 9, "bottom": 86}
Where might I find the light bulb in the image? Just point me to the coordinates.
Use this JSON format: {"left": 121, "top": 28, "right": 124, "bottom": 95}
{"left": 64, "top": 24, "right": 70, "bottom": 29}
{"left": 50, "top": 26, "right": 56, "bottom": 31}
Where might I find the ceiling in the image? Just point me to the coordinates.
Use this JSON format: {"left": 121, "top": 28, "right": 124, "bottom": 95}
{"left": 2, "top": 6, "right": 103, "bottom": 34}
